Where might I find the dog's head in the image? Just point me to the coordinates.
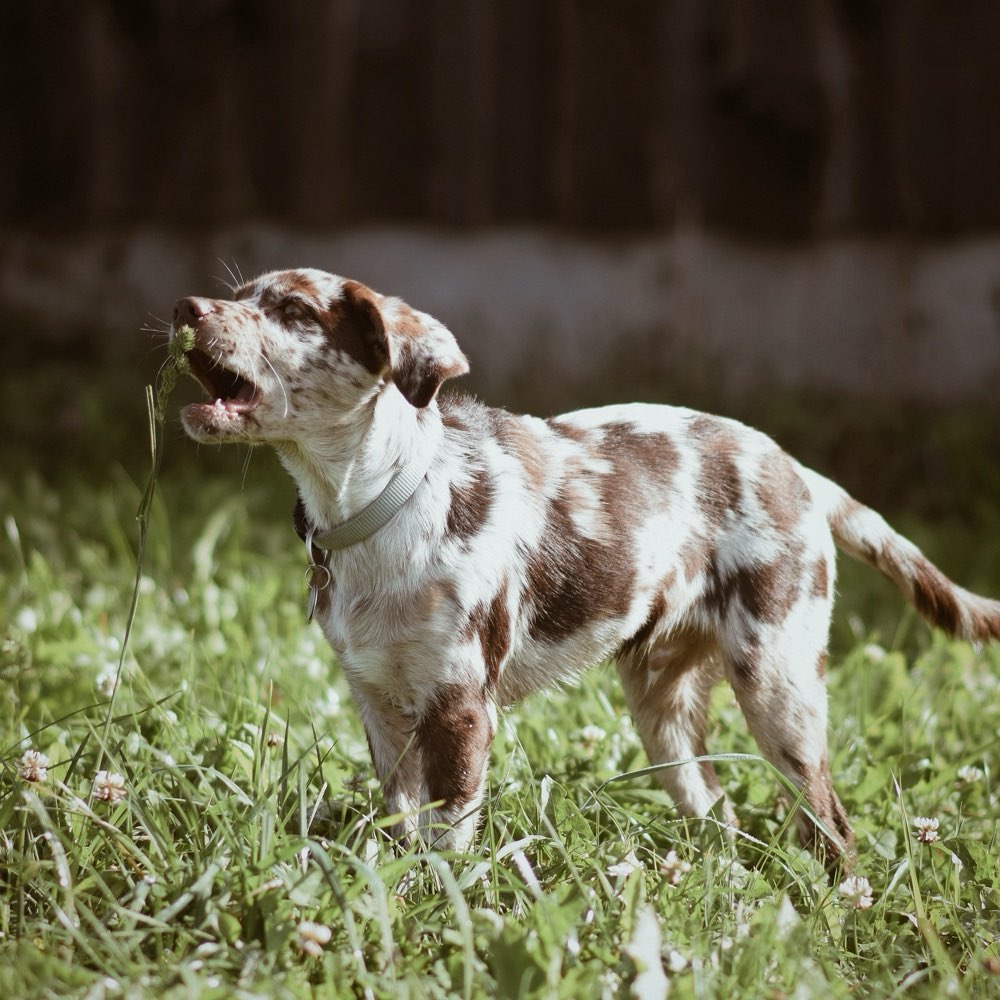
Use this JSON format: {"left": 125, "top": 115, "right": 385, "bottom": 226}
{"left": 172, "top": 268, "right": 468, "bottom": 444}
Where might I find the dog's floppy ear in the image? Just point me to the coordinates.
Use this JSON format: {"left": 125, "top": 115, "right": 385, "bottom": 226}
{"left": 385, "top": 300, "right": 469, "bottom": 408}
{"left": 339, "top": 280, "right": 468, "bottom": 407}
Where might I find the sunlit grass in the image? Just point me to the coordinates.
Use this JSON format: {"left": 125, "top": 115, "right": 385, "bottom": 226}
{"left": 2, "top": 451, "right": 1000, "bottom": 996}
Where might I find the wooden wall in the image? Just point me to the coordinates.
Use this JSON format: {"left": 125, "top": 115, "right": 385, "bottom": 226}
{"left": 3, "top": 0, "right": 999, "bottom": 237}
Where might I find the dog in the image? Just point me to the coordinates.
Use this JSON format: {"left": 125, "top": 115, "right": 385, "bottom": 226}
{"left": 172, "top": 267, "right": 1000, "bottom": 866}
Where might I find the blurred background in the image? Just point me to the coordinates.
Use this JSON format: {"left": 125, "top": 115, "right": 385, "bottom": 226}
{"left": 2, "top": 0, "right": 999, "bottom": 535}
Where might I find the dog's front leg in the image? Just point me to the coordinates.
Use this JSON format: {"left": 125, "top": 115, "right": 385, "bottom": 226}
{"left": 350, "top": 681, "right": 426, "bottom": 845}
{"left": 415, "top": 683, "right": 495, "bottom": 852}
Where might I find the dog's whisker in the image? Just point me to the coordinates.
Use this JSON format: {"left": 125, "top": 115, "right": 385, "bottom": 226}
{"left": 256, "top": 348, "right": 289, "bottom": 418}
{"left": 152, "top": 355, "right": 174, "bottom": 386}
{"left": 212, "top": 271, "right": 240, "bottom": 296}
{"left": 240, "top": 447, "right": 254, "bottom": 488}
{"left": 147, "top": 311, "right": 172, "bottom": 329}
{"left": 216, "top": 258, "right": 244, "bottom": 294}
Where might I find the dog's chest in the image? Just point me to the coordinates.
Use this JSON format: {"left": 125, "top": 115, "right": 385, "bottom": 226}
{"left": 314, "top": 575, "right": 461, "bottom": 698}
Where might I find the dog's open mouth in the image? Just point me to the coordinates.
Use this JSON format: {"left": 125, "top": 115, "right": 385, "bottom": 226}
{"left": 184, "top": 347, "right": 262, "bottom": 415}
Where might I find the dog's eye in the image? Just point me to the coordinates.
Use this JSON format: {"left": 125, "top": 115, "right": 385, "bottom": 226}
{"left": 280, "top": 299, "right": 307, "bottom": 321}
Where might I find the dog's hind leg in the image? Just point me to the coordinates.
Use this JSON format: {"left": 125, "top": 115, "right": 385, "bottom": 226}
{"left": 616, "top": 632, "right": 731, "bottom": 823}
{"left": 721, "top": 619, "right": 855, "bottom": 869}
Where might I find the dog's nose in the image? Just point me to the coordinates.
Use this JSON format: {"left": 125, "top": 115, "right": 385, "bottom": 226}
{"left": 173, "top": 297, "right": 214, "bottom": 327}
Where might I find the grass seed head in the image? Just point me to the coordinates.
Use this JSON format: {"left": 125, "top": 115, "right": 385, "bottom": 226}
{"left": 169, "top": 324, "right": 195, "bottom": 374}
{"left": 155, "top": 324, "right": 195, "bottom": 417}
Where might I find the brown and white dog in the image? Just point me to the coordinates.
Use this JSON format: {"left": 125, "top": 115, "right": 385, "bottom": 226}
{"left": 173, "top": 268, "right": 1000, "bottom": 866}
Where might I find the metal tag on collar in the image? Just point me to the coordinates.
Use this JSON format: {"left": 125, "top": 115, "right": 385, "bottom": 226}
{"left": 304, "top": 526, "right": 332, "bottom": 624}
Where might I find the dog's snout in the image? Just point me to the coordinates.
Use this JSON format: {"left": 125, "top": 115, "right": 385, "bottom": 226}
{"left": 173, "top": 297, "right": 214, "bottom": 328}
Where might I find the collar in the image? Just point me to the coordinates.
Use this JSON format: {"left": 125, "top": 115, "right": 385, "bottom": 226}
{"left": 293, "top": 450, "right": 434, "bottom": 554}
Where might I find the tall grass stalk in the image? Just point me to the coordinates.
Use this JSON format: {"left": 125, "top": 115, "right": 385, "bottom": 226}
{"left": 95, "top": 330, "right": 192, "bottom": 780}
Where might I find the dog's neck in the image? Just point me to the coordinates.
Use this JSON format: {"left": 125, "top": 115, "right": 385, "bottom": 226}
{"left": 277, "top": 386, "right": 441, "bottom": 535}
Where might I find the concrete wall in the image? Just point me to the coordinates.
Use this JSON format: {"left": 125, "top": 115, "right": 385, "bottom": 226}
{"left": 3, "top": 226, "right": 999, "bottom": 407}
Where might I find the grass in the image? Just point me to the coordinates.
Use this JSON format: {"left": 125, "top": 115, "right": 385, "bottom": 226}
{"left": 2, "top": 373, "right": 1000, "bottom": 997}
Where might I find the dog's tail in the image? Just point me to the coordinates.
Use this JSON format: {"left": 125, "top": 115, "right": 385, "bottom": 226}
{"left": 804, "top": 470, "right": 1000, "bottom": 642}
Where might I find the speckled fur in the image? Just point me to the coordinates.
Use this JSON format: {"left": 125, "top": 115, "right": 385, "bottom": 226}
{"left": 173, "top": 268, "right": 1000, "bottom": 866}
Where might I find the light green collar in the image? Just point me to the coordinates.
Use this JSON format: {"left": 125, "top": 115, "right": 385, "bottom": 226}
{"left": 306, "top": 453, "right": 433, "bottom": 553}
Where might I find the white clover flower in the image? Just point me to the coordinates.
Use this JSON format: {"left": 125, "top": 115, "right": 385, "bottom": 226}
{"left": 838, "top": 875, "right": 874, "bottom": 910}
{"left": 666, "top": 949, "right": 689, "bottom": 973}
{"left": 265, "top": 732, "right": 284, "bottom": 749}
{"left": 659, "top": 849, "right": 692, "bottom": 886}
{"left": 913, "top": 816, "right": 940, "bottom": 844}
{"left": 578, "top": 725, "right": 607, "bottom": 753}
{"left": 15, "top": 607, "right": 38, "bottom": 633}
{"left": 956, "top": 765, "right": 984, "bottom": 786}
{"left": 93, "top": 770, "right": 127, "bottom": 804}
{"left": 96, "top": 671, "right": 118, "bottom": 699}
{"left": 18, "top": 749, "right": 50, "bottom": 782}
{"left": 316, "top": 687, "right": 342, "bottom": 717}
{"left": 295, "top": 920, "right": 332, "bottom": 957}
{"left": 607, "top": 850, "right": 643, "bottom": 878}
{"left": 599, "top": 969, "right": 621, "bottom": 998}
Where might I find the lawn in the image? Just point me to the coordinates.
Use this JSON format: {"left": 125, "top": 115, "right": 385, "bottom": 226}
{"left": 2, "top": 376, "right": 999, "bottom": 998}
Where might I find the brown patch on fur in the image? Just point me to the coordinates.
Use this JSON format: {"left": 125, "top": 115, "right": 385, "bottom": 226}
{"left": 793, "top": 757, "right": 856, "bottom": 870}
{"left": 830, "top": 495, "right": 865, "bottom": 528}
{"left": 418, "top": 684, "right": 493, "bottom": 809}
{"left": 495, "top": 416, "right": 547, "bottom": 490}
{"left": 391, "top": 303, "right": 425, "bottom": 339}
{"left": 550, "top": 423, "right": 679, "bottom": 569}
{"left": 754, "top": 452, "right": 811, "bottom": 532}
{"left": 680, "top": 538, "right": 708, "bottom": 582}
{"left": 547, "top": 418, "right": 590, "bottom": 444}
{"left": 735, "top": 554, "right": 803, "bottom": 625}
{"left": 283, "top": 272, "right": 321, "bottom": 300}
{"left": 704, "top": 546, "right": 804, "bottom": 628}
{"left": 810, "top": 557, "right": 829, "bottom": 599}
{"left": 463, "top": 584, "right": 511, "bottom": 690}
{"left": 254, "top": 272, "right": 321, "bottom": 310}
{"left": 413, "top": 580, "right": 461, "bottom": 620}
{"left": 690, "top": 418, "right": 744, "bottom": 523}
{"left": 601, "top": 422, "right": 681, "bottom": 490}
{"left": 816, "top": 649, "right": 828, "bottom": 679}
{"left": 910, "top": 558, "right": 963, "bottom": 637}
{"left": 393, "top": 352, "right": 445, "bottom": 408}
{"left": 617, "top": 590, "right": 670, "bottom": 659}
{"left": 320, "top": 280, "right": 389, "bottom": 375}
{"left": 441, "top": 407, "right": 469, "bottom": 433}
{"left": 524, "top": 496, "right": 635, "bottom": 643}
{"left": 447, "top": 467, "right": 495, "bottom": 541}
{"left": 727, "top": 645, "right": 758, "bottom": 684}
